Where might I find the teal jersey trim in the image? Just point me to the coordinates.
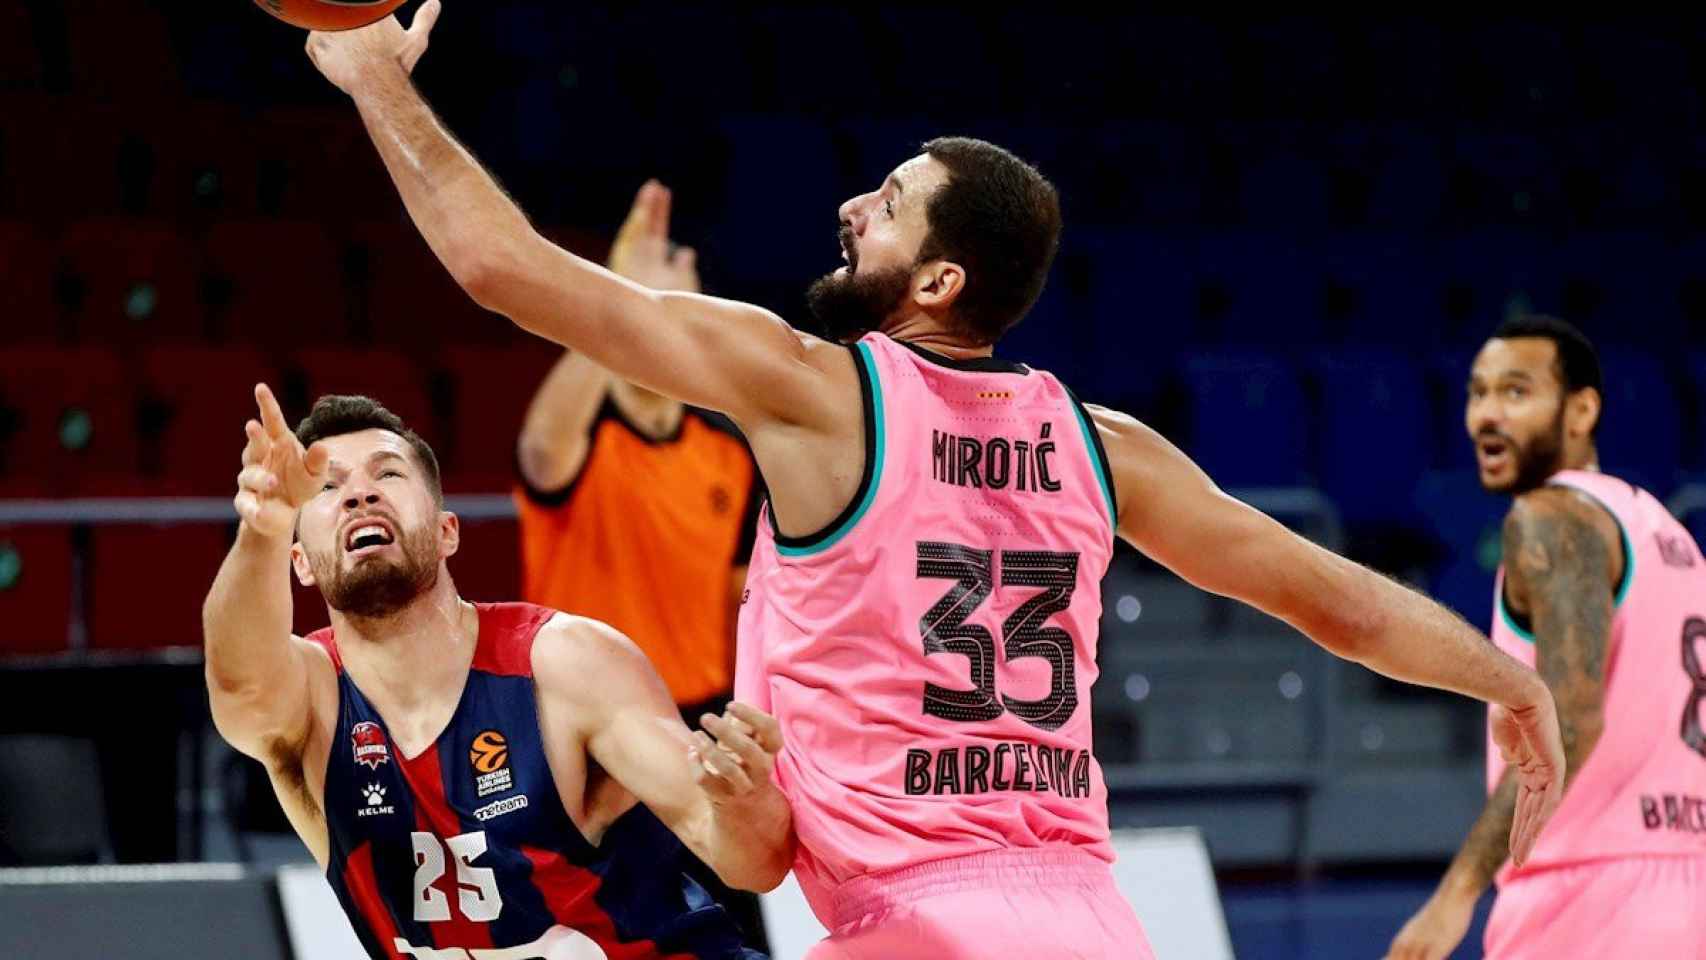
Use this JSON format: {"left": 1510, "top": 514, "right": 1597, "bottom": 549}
{"left": 1068, "top": 400, "right": 1118, "bottom": 533}
{"left": 775, "top": 341, "right": 886, "bottom": 557}
{"left": 1496, "top": 487, "right": 1635, "bottom": 645}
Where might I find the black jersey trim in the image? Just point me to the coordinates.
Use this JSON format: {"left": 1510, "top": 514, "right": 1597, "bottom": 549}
{"left": 768, "top": 342, "right": 882, "bottom": 554}
{"left": 896, "top": 339, "right": 1030, "bottom": 375}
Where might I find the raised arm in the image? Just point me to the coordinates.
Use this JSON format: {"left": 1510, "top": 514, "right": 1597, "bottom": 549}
{"left": 516, "top": 182, "right": 696, "bottom": 490}
{"left": 532, "top": 618, "right": 793, "bottom": 892}
{"left": 204, "top": 385, "right": 328, "bottom": 767}
{"left": 1387, "top": 489, "right": 1616, "bottom": 960}
{"left": 1090, "top": 405, "right": 1565, "bottom": 864}
{"left": 304, "top": 6, "right": 835, "bottom": 430}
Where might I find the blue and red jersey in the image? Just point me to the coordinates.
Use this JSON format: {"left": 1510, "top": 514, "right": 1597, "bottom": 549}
{"left": 311, "top": 602, "right": 761, "bottom": 959}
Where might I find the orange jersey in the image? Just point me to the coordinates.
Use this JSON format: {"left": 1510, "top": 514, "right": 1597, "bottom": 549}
{"left": 516, "top": 400, "right": 758, "bottom": 706}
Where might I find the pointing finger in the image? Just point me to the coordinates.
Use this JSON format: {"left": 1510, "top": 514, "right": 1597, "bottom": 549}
{"left": 255, "top": 383, "right": 290, "bottom": 440}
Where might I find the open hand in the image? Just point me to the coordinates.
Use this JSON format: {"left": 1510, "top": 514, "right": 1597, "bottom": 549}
{"left": 233, "top": 384, "right": 329, "bottom": 539}
{"left": 608, "top": 180, "right": 700, "bottom": 293}
{"left": 1491, "top": 694, "right": 1565, "bottom": 867}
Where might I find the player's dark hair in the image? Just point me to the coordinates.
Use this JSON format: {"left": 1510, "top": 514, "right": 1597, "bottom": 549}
{"left": 295, "top": 394, "right": 443, "bottom": 506}
{"left": 1492, "top": 314, "right": 1605, "bottom": 435}
{"left": 918, "top": 137, "right": 1062, "bottom": 345}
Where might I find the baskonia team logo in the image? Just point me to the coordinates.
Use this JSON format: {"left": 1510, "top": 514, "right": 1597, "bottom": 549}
{"left": 351, "top": 721, "right": 391, "bottom": 770}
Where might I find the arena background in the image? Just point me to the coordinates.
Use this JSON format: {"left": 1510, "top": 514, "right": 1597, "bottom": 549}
{"left": 1, "top": 3, "right": 1704, "bottom": 957}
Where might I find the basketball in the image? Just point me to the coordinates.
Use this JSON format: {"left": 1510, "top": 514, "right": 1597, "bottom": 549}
{"left": 251, "top": 0, "right": 409, "bottom": 31}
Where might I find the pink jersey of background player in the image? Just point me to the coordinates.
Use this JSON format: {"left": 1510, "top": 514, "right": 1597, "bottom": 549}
{"left": 1389, "top": 318, "right": 1706, "bottom": 960}
{"left": 1481, "top": 469, "right": 1706, "bottom": 960}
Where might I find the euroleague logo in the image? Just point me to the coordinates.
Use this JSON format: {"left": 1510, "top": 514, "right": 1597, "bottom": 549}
{"left": 471, "top": 730, "right": 515, "bottom": 797}
{"left": 351, "top": 721, "right": 390, "bottom": 770}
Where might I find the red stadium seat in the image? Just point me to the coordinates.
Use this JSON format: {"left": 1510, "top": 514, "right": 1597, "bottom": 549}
{"left": 289, "top": 347, "right": 438, "bottom": 444}
{"left": 0, "top": 5, "right": 43, "bottom": 93}
{"left": 436, "top": 345, "right": 561, "bottom": 491}
{"left": 201, "top": 220, "right": 350, "bottom": 344}
{"left": 451, "top": 517, "right": 522, "bottom": 604}
{"left": 0, "top": 349, "right": 140, "bottom": 496}
{"left": 62, "top": 3, "right": 182, "bottom": 105}
{"left": 0, "top": 525, "right": 74, "bottom": 656}
{"left": 253, "top": 108, "right": 396, "bottom": 220}
{"left": 292, "top": 573, "right": 332, "bottom": 639}
{"left": 86, "top": 523, "right": 230, "bottom": 650}
{"left": 152, "top": 103, "right": 263, "bottom": 219}
{"left": 0, "top": 220, "right": 60, "bottom": 339}
{"left": 3, "top": 98, "right": 133, "bottom": 217}
{"left": 346, "top": 219, "right": 506, "bottom": 348}
{"left": 137, "top": 347, "right": 278, "bottom": 495}
{"left": 57, "top": 219, "right": 204, "bottom": 343}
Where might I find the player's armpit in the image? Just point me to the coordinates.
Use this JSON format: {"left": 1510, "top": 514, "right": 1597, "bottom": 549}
{"left": 1502, "top": 490, "right": 1617, "bottom": 771}
{"left": 206, "top": 634, "right": 325, "bottom": 764}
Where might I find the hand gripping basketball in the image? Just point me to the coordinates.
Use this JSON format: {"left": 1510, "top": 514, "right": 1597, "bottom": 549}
{"left": 234, "top": 384, "right": 330, "bottom": 539}
{"left": 690, "top": 703, "right": 783, "bottom": 806}
{"left": 304, "top": 0, "right": 441, "bottom": 96}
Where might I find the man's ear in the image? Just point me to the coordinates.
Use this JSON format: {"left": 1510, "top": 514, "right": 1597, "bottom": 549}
{"left": 912, "top": 259, "right": 965, "bottom": 313}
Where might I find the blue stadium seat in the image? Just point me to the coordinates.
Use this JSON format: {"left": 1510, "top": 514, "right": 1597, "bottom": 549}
{"left": 1317, "top": 232, "right": 1439, "bottom": 344}
{"left": 1428, "top": 349, "right": 1481, "bottom": 471}
{"left": 1195, "top": 231, "right": 1324, "bottom": 345}
{"left": 1366, "top": 128, "right": 1446, "bottom": 227}
{"left": 1074, "top": 124, "right": 1208, "bottom": 225}
{"left": 715, "top": 115, "right": 841, "bottom": 292}
{"left": 1240, "top": 150, "right": 1330, "bottom": 227}
{"left": 1549, "top": 233, "right": 1685, "bottom": 347}
{"left": 1410, "top": 469, "right": 1507, "bottom": 624}
{"left": 1309, "top": 351, "right": 1431, "bottom": 526}
{"left": 1687, "top": 352, "right": 1706, "bottom": 474}
{"left": 1435, "top": 229, "right": 1557, "bottom": 341}
{"left": 1076, "top": 228, "right": 1197, "bottom": 399}
{"left": 1182, "top": 351, "right": 1310, "bottom": 488}
{"left": 1596, "top": 349, "right": 1683, "bottom": 494}
{"left": 1001, "top": 283, "right": 1096, "bottom": 393}
{"left": 1449, "top": 133, "right": 1560, "bottom": 224}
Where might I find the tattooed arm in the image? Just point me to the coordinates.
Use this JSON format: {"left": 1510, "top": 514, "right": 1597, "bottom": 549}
{"left": 1388, "top": 487, "right": 1619, "bottom": 960}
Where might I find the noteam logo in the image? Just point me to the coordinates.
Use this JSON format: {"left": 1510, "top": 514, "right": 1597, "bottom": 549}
{"left": 352, "top": 721, "right": 391, "bottom": 770}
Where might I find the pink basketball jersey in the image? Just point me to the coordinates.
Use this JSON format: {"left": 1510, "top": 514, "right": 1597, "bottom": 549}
{"left": 736, "top": 332, "right": 1119, "bottom": 923}
{"left": 1488, "top": 469, "right": 1706, "bottom": 881}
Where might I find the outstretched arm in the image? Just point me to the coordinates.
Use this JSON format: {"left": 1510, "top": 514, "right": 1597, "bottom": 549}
{"left": 305, "top": 5, "right": 833, "bottom": 429}
{"left": 533, "top": 618, "right": 793, "bottom": 892}
{"left": 204, "top": 385, "right": 328, "bottom": 762}
{"left": 1091, "top": 406, "right": 1565, "bottom": 865}
{"left": 1387, "top": 490, "right": 1614, "bottom": 960}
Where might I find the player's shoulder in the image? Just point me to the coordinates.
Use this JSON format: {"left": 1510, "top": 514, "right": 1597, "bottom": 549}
{"left": 1082, "top": 403, "right": 1176, "bottom": 466}
{"left": 529, "top": 613, "right": 652, "bottom": 695}
{"left": 791, "top": 330, "right": 863, "bottom": 377}
{"left": 1504, "top": 485, "right": 1621, "bottom": 574}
